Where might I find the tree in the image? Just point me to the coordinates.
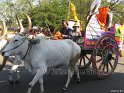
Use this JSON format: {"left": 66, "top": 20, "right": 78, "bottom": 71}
{"left": 69, "top": 0, "right": 93, "bottom": 30}
{"left": 29, "top": 0, "right": 68, "bottom": 32}
{"left": 0, "top": 0, "right": 33, "bottom": 27}
{"left": 70, "top": 0, "right": 124, "bottom": 29}
{"left": 0, "top": 0, "right": 124, "bottom": 29}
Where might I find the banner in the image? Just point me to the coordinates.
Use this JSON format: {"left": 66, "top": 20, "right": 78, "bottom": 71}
{"left": 84, "top": 8, "right": 115, "bottom": 49}
{"left": 96, "top": 6, "right": 109, "bottom": 30}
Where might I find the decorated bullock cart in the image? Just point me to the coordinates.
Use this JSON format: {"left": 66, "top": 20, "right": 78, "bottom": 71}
{"left": 66, "top": 5, "right": 123, "bottom": 79}
{"left": 0, "top": 2, "right": 123, "bottom": 81}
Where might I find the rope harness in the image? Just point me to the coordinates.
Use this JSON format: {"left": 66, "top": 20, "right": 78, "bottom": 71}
{"left": 3, "top": 34, "right": 30, "bottom": 59}
{"left": 3, "top": 34, "right": 41, "bottom": 60}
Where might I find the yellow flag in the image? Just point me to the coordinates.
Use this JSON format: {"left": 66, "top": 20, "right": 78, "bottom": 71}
{"left": 70, "top": 2, "right": 79, "bottom": 21}
{"left": 120, "top": 22, "right": 124, "bottom": 35}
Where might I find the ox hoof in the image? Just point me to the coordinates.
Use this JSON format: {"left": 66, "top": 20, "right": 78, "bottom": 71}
{"left": 60, "top": 90, "right": 68, "bottom": 93}
{"left": 39, "top": 90, "right": 44, "bottom": 93}
{"left": 60, "top": 87, "right": 68, "bottom": 93}
{"left": 77, "top": 80, "right": 80, "bottom": 84}
{"left": 15, "top": 80, "right": 20, "bottom": 84}
{"left": 77, "top": 79, "right": 80, "bottom": 84}
{"left": 9, "top": 80, "right": 14, "bottom": 86}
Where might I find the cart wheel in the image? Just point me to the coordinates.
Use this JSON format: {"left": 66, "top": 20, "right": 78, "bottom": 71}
{"left": 92, "top": 35, "right": 119, "bottom": 78}
{"left": 78, "top": 50, "right": 92, "bottom": 69}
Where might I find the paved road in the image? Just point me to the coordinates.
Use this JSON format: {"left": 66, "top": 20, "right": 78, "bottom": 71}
{"left": 0, "top": 55, "right": 124, "bottom": 93}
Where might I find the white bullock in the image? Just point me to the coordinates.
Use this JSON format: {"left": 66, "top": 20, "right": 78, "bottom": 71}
{"left": 0, "top": 40, "right": 21, "bottom": 85}
{"left": 0, "top": 13, "right": 33, "bottom": 85}
{"left": 0, "top": 21, "right": 21, "bottom": 84}
{"left": 2, "top": 33, "right": 81, "bottom": 93}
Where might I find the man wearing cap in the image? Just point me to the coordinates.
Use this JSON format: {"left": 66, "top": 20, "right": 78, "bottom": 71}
{"left": 71, "top": 22, "right": 82, "bottom": 42}
{"left": 72, "top": 22, "right": 82, "bottom": 36}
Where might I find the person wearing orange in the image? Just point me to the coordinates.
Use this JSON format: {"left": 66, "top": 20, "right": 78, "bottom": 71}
{"left": 52, "top": 20, "right": 73, "bottom": 40}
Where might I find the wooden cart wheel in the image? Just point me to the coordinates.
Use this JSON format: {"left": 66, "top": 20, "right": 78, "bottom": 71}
{"left": 92, "top": 35, "right": 119, "bottom": 78}
{"left": 78, "top": 50, "right": 92, "bottom": 69}
{"left": 75, "top": 37, "right": 92, "bottom": 69}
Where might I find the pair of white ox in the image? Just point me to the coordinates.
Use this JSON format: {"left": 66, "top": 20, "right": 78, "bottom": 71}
{"left": 1, "top": 17, "right": 81, "bottom": 93}
{"left": 2, "top": 32, "right": 81, "bottom": 93}
{"left": 0, "top": 13, "right": 32, "bottom": 84}
{"left": 0, "top": 21, "right": 21, "bottom": 84}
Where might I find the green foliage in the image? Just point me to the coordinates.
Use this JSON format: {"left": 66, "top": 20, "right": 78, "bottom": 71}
{"left": 0, "top": 0, "right": 32, "bottom": 27}
{"left": 70, "top": 0, "right": 93, "bottom": 29}
{"left": 29, "top": 0, "right": 67, "bottom": 31}
{"left": 112, "top": 1, "right": 124, "bottom": 24}
{"left": 1, "top": 0, "right": 124, "bottom": 30}
{"left": 70, "top": 0, "right": 124, "bottom": 29}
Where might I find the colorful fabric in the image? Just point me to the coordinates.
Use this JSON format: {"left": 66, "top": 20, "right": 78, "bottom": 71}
{"left": 53, "top": 31, "right": 63, "bottom": 40}
{"left": 115, "top": 24, "right": 123, "bottom": 49}
{"left": 85, "top": 7, "right": 115, "bottom": 49}
{"left": 85, "top": 12, "right": 106, "bottom": 48}
{"left": 119, "top": 23, "right": 124, "bottom": 57}
{"left": 96, "top": 6, "right": 109, "bottom": 30}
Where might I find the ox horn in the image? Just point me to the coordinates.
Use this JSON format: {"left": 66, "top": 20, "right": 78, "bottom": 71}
{"left": 0, "top": 56, "right": 8, "bottom": 71}
{"left": 23, "top": 13, "right": 32, "bottom": 32}
{"left": 0, "top": 21, "right": 7, "bottom": 40}
{"left": 16, "top": 15, "right": 24, "bottom": 33}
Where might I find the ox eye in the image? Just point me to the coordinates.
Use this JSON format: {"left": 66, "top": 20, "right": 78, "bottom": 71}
{"left": 14, "top": 40, "right": 18, "bottom": 43}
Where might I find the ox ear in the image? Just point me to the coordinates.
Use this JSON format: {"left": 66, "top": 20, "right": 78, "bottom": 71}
{"left": 19, "top": 31, "right": 28, "bottom": 36}
{"left": 29, "top": 39, "right": 40, "bottom": 45}
{"left": 18, "top": 33, "right": 27, "bottom": 38}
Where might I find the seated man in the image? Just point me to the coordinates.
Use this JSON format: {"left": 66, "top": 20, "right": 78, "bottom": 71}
{"left": 72, "top": 22, "right": 82, "bottom": 36}
{"left": 60, "top": 20, "right": 73, "bottom": 39}
{"left": 71, "top": 22, "right": 83, "bottom": 42}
